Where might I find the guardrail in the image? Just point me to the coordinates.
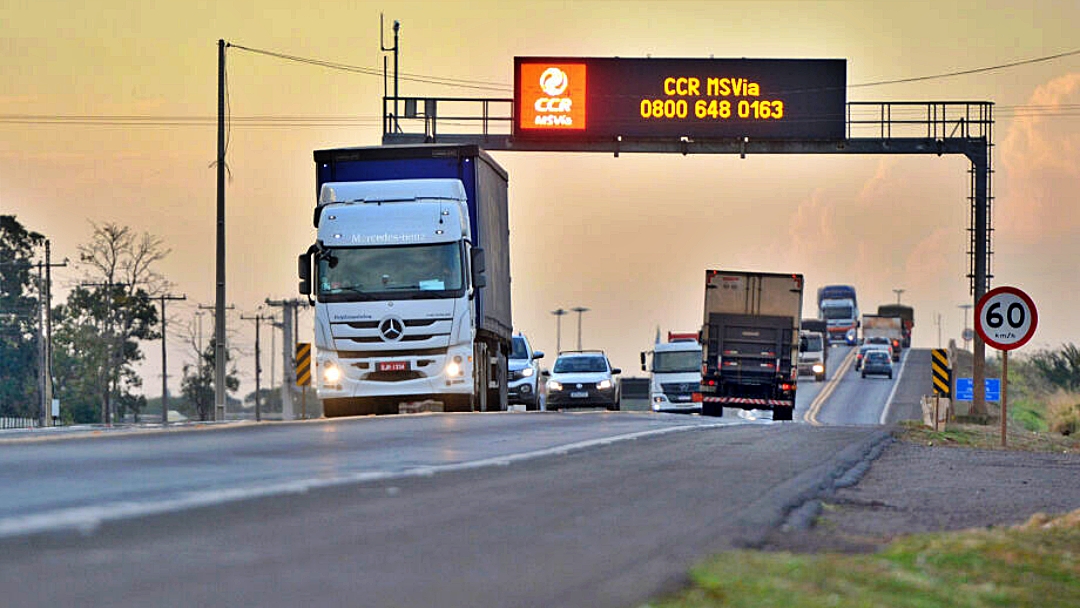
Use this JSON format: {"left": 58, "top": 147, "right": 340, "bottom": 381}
{"left": 1, "top": 416, "right": 38, "bottom": 430}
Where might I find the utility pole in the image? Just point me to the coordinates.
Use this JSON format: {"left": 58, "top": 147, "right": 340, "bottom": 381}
{"left": 42, "top": 241, "right": 67, "bottom": 426}
{"left": 214, "top": 38, "right": 228, "bottom": 423}
{"left": 934, "top": 313, "right": 943, "bottom": 348}
{"left": 199, "top": 302, "right": 234, "bottom": 419}
{"left": 265, "top": 298, "right": 308, "bottom": 420}
{"left": 240, "top": 311, "right": 273, "bottom": 422}
{"left": 158, "top": 293, "right": 187, "bottom": 424}
{"left": 892, "top": 288, "right": 905, "bottom": 304}
{"left": 571, "top": 306, "right": 590, "bottom": 350}
{"left": 551, "top": 308, "right": 567, "bottom": 353}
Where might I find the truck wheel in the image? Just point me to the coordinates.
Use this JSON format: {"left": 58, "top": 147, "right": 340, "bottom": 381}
{"left": 486, "top": 348, "right": 507, "bottom": 412}
{"left": 815, "top": 372, "right": 825, "bottom": 382}
{"left": 701, "top": 402, "right": 722, "bottom": 417}
{"left": 774, "top": 405, "right": 794, "bottom": 421}
{"left": 474, "top": 342, "right": 489, "bottom": 412}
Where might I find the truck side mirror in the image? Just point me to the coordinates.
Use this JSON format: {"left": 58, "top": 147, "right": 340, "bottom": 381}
{"left": 471, "top": 247, "right": 487, "bottom": 289}
{"left": 298, "top": 252, "right": 312, "bottom": 295}
{"left": 639, "top": 351, "right": 647, "bottom": 371}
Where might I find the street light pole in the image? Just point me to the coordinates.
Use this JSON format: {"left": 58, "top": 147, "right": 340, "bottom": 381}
{"left": 571, "top": 306, "right": 590, "bottom": 351}
{"left": 551, "top": 308, "right": 567, "bottom": 353}
{"left": 892, "top": 288, "right": 905, "bottom": 304}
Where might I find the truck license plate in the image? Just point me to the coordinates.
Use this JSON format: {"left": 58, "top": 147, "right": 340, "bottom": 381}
{"left": 570, "top": 391, "right": 588, "bottom": 398}
{"left": 377, "top": 361, "right": 409, "bottom": 372}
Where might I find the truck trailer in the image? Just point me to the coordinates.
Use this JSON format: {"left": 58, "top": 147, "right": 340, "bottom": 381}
{"left": 877, "top": 304, "right": 914, "bottom": 348}
{"left": 297, "top": 144, "right": 512, "bottom": 416}
{"left": 862, "top": 314, "right": 903, "bottom": 361}
{"left": 697, "top": 270, "right": 804, "bottom": 421}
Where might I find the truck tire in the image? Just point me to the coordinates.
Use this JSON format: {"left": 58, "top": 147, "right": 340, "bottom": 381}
{"left": 774, "top": 405, "right": 794, "bottom": 421}
{"left": 486, "top": 348, "right": 507, "bottom": 412}
{"left": 474, "top": 342, "right": 489, "bottom": 413}
{"left": 701, "top": 402, "right": 722, "bottom": 417}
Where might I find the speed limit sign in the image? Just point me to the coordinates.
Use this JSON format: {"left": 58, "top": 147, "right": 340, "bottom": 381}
{"left": 975, "top": 286, "right": 1038, "bottom": 351}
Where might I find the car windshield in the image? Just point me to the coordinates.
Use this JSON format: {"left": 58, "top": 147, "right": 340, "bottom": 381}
{"left": 800, "top": 334, "right": 823, "bottom": 352}
{"left": 317, "top": 242, "right": 464, "bottom": 300}
{"left": 822, "top": 306, "right": 854, "bottom": 320}
{"left": 653, "top": 349, "right": 701, "bottom": 373}
{"left": 511, "top": 337, "right": 529, "bottom": 360}
{"left": 553, "top": 356, "right": 608, "bottom": 373}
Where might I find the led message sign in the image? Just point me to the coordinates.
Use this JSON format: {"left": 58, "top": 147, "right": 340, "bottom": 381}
{"left": 514, "top": 57, "right": 846, "bottom": 140}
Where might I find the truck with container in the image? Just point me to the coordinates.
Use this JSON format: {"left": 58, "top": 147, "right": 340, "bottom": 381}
{"left": 861, "top": 314, "right": 903, "bottom": 361}
{"left": 817, "top": 285, "right": 859, "bottom": 345}
{"left": 877, "top": 304, "right": 914, "bottom": 348}
{"left": 640, "top": 331, "right": 703, "bottom": 414}
{"left": 696, "top": 270, "right": 804, "bottom": 421}
{"left": 297, "top": 144, "right": 512, "bottom": 417}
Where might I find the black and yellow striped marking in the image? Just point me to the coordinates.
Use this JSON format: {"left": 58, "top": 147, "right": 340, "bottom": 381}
{"left": 295, "top": 342, "right": 312, "bottom": 387}
{"left": 932, "top": 348, "right": 951, "bottom": 397}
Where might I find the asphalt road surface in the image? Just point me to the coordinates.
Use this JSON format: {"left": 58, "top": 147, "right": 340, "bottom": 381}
{"left": 0, "top": 347, "right": 932, "bottom": 607}
{"left": 1, "top": 413, "right": 890, "bottom": 608}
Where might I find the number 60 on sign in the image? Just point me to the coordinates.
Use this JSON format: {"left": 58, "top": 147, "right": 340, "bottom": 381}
{"left": 975, "top": 286, "right": 1038, "bottom": 351}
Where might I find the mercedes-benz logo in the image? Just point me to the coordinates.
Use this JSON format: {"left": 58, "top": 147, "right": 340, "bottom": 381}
{"left": 379, "top": 316, "right": 405, "bottom": 342}
{"left": 576, "top": 383, "right": 583, "bottom": 389}
{"left": 680, "top": 383, "right": 689, "bottom": 391}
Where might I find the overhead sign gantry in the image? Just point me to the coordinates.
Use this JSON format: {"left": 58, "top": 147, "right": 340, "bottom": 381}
{"left": 381, "top": 56, "right": 995, "bottom": 417}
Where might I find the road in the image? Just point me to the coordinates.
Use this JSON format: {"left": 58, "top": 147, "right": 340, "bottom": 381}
{"left": 0, "top": 349, "right": 929, "bottom": 607}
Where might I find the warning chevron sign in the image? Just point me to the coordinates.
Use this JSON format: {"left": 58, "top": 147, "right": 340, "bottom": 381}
{"left": 296, "top": 342, "right": 312, "bottom": 387}
{"left": 932, "top": 348, "right": 951, "bottom": 398}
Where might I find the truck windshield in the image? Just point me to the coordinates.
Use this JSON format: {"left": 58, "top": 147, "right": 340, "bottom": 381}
{"left": 317, "top": 242, "right": 465, "bottom": 300}
{"left": 653, "top": 350, "right": 702, "bottom": 373}
{"left": 822, "top": 306, "right": 853, "bottom": 320}
{"left": 800, "top": 335, "right": 823, "bottom": 352}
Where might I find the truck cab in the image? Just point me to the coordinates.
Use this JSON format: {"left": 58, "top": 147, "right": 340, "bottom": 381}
{"left": 797, "top": 329, "right": 827, "bottom": 381}
{"left": 640, "top": 332, "right": 702, "bottom": 414}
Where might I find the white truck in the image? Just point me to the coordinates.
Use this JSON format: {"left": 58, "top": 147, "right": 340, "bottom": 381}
{"left": 640, "top": 332, "right": 702, "bottom": 414}
{"left": 297, "top": 145, "right": 512, "bottom": 416}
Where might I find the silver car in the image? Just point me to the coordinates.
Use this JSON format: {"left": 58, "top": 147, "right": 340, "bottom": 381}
{"left": 508, "top": 333, "right": 545, "bottom": 410}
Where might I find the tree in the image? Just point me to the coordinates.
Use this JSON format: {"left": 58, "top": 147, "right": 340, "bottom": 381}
{"left": 181, "top": 336, "right": 239, "bottom": 421}
{"left": 1029, "top": 343, "right": 1080, "bottom": 392}
{"left": 0, "top": 215, "right": 44, "bottom": 418}
{"left": 51, "top": 222, "right": 168, "bottom": 423}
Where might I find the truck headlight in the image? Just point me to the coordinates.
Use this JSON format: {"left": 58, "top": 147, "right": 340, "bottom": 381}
{"left": 446, "top": 355, "right": 464, "bottom": 377}
{"left": 812, "top": 364, "right": 824, "bottom": 374}
{"left": 520, "top": 367, "right": 534, "bottom": 378}
{"left": 597, "top": 379, "right": 613, "bottom": 390}
{"left": 323, "top": 362, "right": 342, "bottom": 384}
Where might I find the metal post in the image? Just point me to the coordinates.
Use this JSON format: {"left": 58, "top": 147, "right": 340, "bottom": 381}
{"left": 571, "top": 306, "right": 590, "bottom": 350}
{"left": 159, "top": 294, "right": 186, "bottom": 424}
{"left": 43, "top": 241, "right": 53, "bottom": 426}
{"left": 214, "top": 38, "right": 227, "bottom": 422}
{"left": 36, "top": 261, "right": 45, "bottom": 427}
{"left": 970, "top": 150, "right": 990, "bottom": 418}
{"left": 551, "top": 308, "right": 567, "bottom": 353}
{"left": 1001, "top": 350, "right": 1008, "bottom": 447}
{"left": 241, "top": 312, "right": 271, "bottom": 422}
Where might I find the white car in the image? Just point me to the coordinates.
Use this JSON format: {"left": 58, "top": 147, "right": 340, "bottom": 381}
{"left": 508, "top": 333, "right": 544, "bottom": 410}
{"left": 545, "top": 351, "right": 621, "bottom": 411}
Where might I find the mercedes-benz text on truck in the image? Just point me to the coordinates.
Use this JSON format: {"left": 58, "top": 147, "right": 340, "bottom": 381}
{"left": 298, "top": 145, "right": 512, "bottom": 417}
{"left": 640, "top": 332, "right": 702, "bottom": 414}
{"left": 696, "top": 270, "right": 803, "bottom": 421}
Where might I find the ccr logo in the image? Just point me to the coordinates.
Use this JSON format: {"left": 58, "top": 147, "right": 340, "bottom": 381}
{"left": 539, "top": 67, "right": 569, "bottom": 97}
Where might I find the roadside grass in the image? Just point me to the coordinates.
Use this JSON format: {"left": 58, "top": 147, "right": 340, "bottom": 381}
{"left": 895, "top": 420, "right": 1080, "bottom": 453}
{"left": 646, "top": 509, "right": 1080, "bottom": 608}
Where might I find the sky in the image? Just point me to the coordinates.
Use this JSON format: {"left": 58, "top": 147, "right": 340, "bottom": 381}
{"left": 2, "top": 0, "right": 1079, "bottom": 399}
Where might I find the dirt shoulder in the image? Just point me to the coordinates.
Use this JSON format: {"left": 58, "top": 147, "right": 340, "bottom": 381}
{"left": 764, "top": 425, "right": 1080, "bottom": 553}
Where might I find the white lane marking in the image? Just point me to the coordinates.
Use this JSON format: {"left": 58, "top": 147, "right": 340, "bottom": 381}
{"left": 0, "top": 421, "right": 733, "bottom": 540}
{"left": 879, "top": 349, "right": 911, "bottom": 425}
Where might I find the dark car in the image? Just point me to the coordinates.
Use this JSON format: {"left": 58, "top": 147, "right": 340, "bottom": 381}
{"left": 545, "top": 351, "right": 621, "bottom": 411}
{"left": 855, "top": 343, "right": 893, "bottom": 371}
{"left": 861, "top": 349, "right": 893, "bottom": 379}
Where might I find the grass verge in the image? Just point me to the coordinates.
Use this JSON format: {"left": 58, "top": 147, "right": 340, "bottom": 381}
{"left": 646, "top": 509, "right": 1080, "bottom": 608}
{"left": 895, "top": 420, "right": 1080, "bottom": 453}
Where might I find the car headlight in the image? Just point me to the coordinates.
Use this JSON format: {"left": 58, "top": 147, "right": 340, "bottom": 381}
{"left": 323, "top": 362, "right": 342, "bottom": 384}
{"left": 520, "top": 367, "right": 534, "bottom": 378}
{"left": 812, "top": 364, "right": 824, "bottom": 374}
{"left": 547, "top": 380, "right": 563, "bottom": 391}
{"left": 597, "top": 379, "right": 613, "bottom": 390}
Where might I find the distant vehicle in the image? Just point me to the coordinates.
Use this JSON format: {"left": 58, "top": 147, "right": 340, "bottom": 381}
{"left": 877, "top": 304, "right": 914, "bottom": 348}
{"left": 862, "top": 315, "right": 903, "bottom": 361}
{"left": 546, "top": 351, "right": 622, "bottom": 411}
{"left": 818, "top": 285, "right": 859, "bottom": 345}
{"left": 797, "top": 329, "right": 827, "bottom": 382}
{"left": 697, "top": 270, "right": 803, "bottom": 421}
{"left": 854, "top": 342, "right": 892, "bottom": 371}
{"left": 641, "top": 331, "right": 702, "bottom": 414}
{"left": 861, "top": 349, "right": 894, "bottom": 379}
{"left": 508, "top": 333, "right": 545, "bottom": 411}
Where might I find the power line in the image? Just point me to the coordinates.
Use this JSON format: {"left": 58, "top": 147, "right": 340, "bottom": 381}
{"left": 849, "top": 47, "right": 1080, "bottom": 88}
